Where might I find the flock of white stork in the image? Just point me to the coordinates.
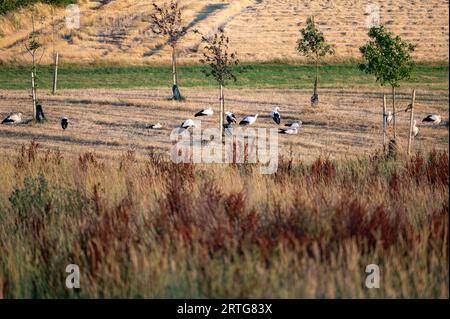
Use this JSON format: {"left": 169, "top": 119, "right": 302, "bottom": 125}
{"left": 0, "top": 106, "right": 443, "bottom": 139}
{"left": 174, "top": 106, "right": 301, "bottom": 135}
{"left": 385, "top": 110, "right": 442, "bottom": 138}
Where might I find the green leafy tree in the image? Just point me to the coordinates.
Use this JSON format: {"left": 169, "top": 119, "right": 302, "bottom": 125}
{"left": 359, "top": 25, "right": 415, "bottom": 140}
{"left": 0, "top": 1, "right": 76, "bottom": 15}
{"left": 199, "top": 29, "right": 239, "bottom": 140}
{"left": 150, "top": 0, "right": 188, "bottom": 101}
{"left": 297, "top": 16, "right": 333, "bottom": 106}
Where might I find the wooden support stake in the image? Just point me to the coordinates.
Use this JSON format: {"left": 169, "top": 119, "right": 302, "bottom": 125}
{"left": 52, "top": 52, "right": 59, "bottom": 95}
{"left": 407, "top": 89, "right": 416, "bottom": 156}
{"left": 392, "top": 86, "right": 397, "bottom": 140}
{"left": 31, "top": 71, "right": 37, "bottom": 121}
{"left": 219, "top": 84, "right": 224, "bottom": 142}
{"left": 382, "top": 94, "right": 387, "bottom": 153}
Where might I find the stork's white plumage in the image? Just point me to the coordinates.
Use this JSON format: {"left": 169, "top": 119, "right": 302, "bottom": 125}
{"left": 180, "top": 119, "right": 196, "bottom": 129}
{"left": 1, "top": 112, "right": 23, "bottom": 124}
{"left": 386, "top": 111, "right": 393, "bottom": 125}
{"left": 195, "top": 107, "right": 214, "bottom": 117}
{"left": 239, "top": 114, "right": 258, "bottom": 126}
{"left": 270, "top": 107, "right": 281, "bottom": 125}
{"left": 413, "top": 120, "right": 419, "bottom": 138}
{"left": 148, "top": 123, "right": 162, "bottom": 129}
{"left": 422, "top": 114, "right": 441, "bottom": 125}
{"left": 285, "top": 121, "right": 302, "bottom": 128}
{"left": 279, "top": 127, "right": 298, "bottom": 135}
{"left": 225, "top": 111, "right": 237, "bottom": 124}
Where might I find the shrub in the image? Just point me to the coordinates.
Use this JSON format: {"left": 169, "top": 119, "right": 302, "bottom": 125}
{"left": 0, "top": 0, "right": 76, "bottom": 15}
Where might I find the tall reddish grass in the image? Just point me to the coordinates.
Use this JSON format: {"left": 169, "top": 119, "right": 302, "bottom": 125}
{"left": 0, "top": 142, "right": 447, "bottom": 298}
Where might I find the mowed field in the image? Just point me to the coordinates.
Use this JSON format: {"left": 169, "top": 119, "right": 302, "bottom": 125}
{"left": 0, "top": 0, "right": 448, "bottom": 64}
{"left": 0, "top": 85, "right": 448, "bottom": 161}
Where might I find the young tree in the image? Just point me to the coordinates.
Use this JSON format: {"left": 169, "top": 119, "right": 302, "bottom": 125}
{"left": 150, "top": 1, "right": 188, "bottom": 101}
{"left": 359, "top": 25, "right": 415, "bottom": 141}
{"left": 199, "top": 29, "right": 239, "bottom": 140}
{"left": 297, "top": 16, "right": 333, "bottom": 106}
{"left": 24, "top": 8, "right": 45, "bottom": 122}
{"left": 50, "top": 5, "right": 59, "bottom": 95}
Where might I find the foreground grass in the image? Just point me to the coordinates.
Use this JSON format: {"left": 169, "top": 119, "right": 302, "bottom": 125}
{"left": 0, "top": 142, "right": 448, "bottom": 298}
{"left": 0, "top": 64, "right": 448, "bottom": 91}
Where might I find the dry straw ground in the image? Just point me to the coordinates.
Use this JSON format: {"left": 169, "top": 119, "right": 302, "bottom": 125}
{"left": 0, "top": 87, "right": 448, "bottom": 160}
{"left": 0, "top": 0, "right": 448, "bottom": 64}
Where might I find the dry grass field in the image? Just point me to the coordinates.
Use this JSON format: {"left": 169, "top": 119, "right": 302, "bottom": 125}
{"left": 0, "top": 87, "right": 448, "bottom": 161}
{"left": 0, "top": 0, "right": 448, "bottom": 300}
{"left": 0, "top": 139, "right": 448, "bottom": 298}
{"left": 0, "top": 0, "right": 448, "bottom": 64}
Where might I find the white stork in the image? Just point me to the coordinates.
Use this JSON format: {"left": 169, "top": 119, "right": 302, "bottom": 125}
{"left": 279, "top": 127, "right": 298, "bottom": 135}
{"left": 404, "top": 103, "right": 413, "bottom": 113}
{"left": 239, "top": 114, "right": 258, "bottom": 126}
{"left": 422, "top": 114, "right": 441, "bottom": 125}
{"left": 148, "top": 123, "right": 162, "bottom": 129}
{"left": 270, "top": 107, "right": 281, "bottom": 125}
{"left": 225, "top": 112, "right": 237, "bottom": 124}
{"left": 180, "top": 119, "right": 196, "bottom": 129}
{"left": 385, "top": 111, "right": 393, "bottom": 126}
{"left": 2, "top": 112, "right": 23, "bottom": 124}
{"left": 285, "top": 121, "right": 302, "bottom": 128}
{"left": 413, "top": 120, "right": 419, "bottom": 138}
{"left": 195, "top": 107, "right": 214, "bottom": 117}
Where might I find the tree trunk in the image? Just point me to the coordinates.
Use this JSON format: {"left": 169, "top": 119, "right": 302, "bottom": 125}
{"left": 311, "top": 60, "right": 319, "bottom": 106}
{"left": 314, "top": 61, "right": 318, "bottom": 96}
{"left": 171, "top": 44, "right": 182, "bottom": 100}
{"left": 392, "top": 86, "right": 397, "bottom": 140}
{"left": 31, "top": 71, "right": 37, "bottom": 121}
{"left": 382, "top": 94, "right": 387, "bottom": 153}
{"left": 52, "top": 52, "right": 59, "bottom": 95}
{"left": 220, "top": 84, "right": 224, "bottom": 142}
{"left": 407, "top": 90, "right": 416, "bottom": 156}
{"left": 172, "top": 45, "right": 178, "bottom": 86}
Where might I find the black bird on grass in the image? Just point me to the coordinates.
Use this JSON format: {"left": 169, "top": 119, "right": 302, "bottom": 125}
{"left": 36, "top": 104, "right": 45, "bottom": 122}
{"left": 61, "top": 117, "right": 69, "bottom": 130}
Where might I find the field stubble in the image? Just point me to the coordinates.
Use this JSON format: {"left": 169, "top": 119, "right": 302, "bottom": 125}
{"left": 0, "top": 87, "right": 448, "bottom": 161}
{"left": 0, "top": 0, "right": 448, "bottom": 64}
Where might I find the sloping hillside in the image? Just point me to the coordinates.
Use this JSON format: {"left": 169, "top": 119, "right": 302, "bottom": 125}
{"left": 0, "top": 0, "right": 448, "bottom": 64}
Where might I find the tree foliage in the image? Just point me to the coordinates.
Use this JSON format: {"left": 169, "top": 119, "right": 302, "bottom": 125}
{"left": 199, "top": 29, "right": 240, "bottom": 86}
{"left": 150, "top": 0, "right": 187, "bottom": 47}
{"left": 359, "top": 25, "right": 415, "bottom": 87}
{"left": 297, "top": 16, "right": 333, "bottom": 63}
{"left": 0, "top": 0, "right": 76, "bottom": 15}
